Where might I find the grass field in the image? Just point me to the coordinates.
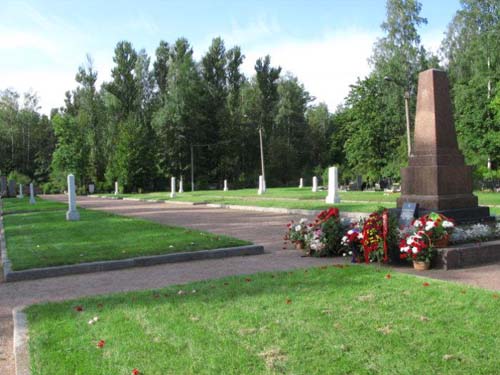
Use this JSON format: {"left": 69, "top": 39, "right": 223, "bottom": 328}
{"left": 3, "top": 199, "right": 249, "bottom": 271}
{"left": 26, "top": 265, "right": 500, "bottom": 375}
{"left": 1, "top": 197, "right": 66, "bottom": 214}
{"left": 97, "top": 187, "right": 500, "bottom": 214}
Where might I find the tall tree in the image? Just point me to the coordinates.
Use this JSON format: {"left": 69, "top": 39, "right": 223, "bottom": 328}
{"left": 442, "top": 0, "right": 500, "bottom": 173}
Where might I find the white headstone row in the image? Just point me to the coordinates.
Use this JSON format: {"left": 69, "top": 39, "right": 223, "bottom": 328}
{"left": 29, "top": 183, "right": 36, "bottom": 204}
{"left": 257, "top": 175, "right": 267, "bottom": 195}
{"left": 325, "top": 166, "right": 341, "bottom": 204}
{"left": 66, "top": 174, "right": 80, "bottom": 221}
{"left": 312, "top": 176, "right": 318, "bottom": 193}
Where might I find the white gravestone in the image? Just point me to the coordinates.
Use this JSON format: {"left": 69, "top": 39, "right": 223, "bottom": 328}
{"left": 223, "top": 179, "right": 228, "bottom": 191}
{"left": 114, "top": 181, "right": 119, "bottom": 195}
{"left": 257, "top": 175, "right": 264, "bottom": 195}
{"left": 18, "top": 184, "right": 24, "bottom": 198}
{"left": 88, "top": 184, "right": 95, "bottom": 194}
{"left": 299, "top": 178, "right": 304, "bottom": 188}
{"left": 170, "top": 177, "right": 176, "bottom": 198}
{"left": 29, "top": 183, "right": 36, "bottom": 204}
{"left": 325, "top": 166, "right": 341, "bottom": 204}
{"left": 179, "top": 177, "right": 184, "bottom": 193}
{"left": 66, "top": 174, "right": 80, "bottom": 221}
{"left": 312, "top": 176, "right": 318, "bottom": 193}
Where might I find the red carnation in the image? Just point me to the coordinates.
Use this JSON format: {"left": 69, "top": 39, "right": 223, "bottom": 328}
{"left": 423, "top": 282, "right": 430, "bottom": 287}
{"left": 74, "top": 305, "right": 83, "bottom": 312}
{"left": 132, "top": 369, "right": 140, "bottom": 375}
{"left": 97, "top": 339, "right": 105, "bottom": 348}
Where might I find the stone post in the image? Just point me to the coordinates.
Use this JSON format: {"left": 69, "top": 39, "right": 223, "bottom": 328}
{"left": 88, "top": 184, "right": 95, "bottom": 194}
{"left": 325, "top": 167, "right": 341, "bottom": 204}
{"left": 0, "top": 176, "right": 6, "bottom": 197}
{"left": 312, "top": 176, "right": 318, "bottom": 193}
{"left": 66, "top": 174, "right": 80, "bottom": 221}
{"left": 299, "top": 178, "right": 303, "bottom": 188}
{"left": 29, "top": 183, "right": 36, "bottom": 204}
{"left": 114, "top": 181, "right": 119, "bottom": 195}
{"left": 170, "top": 177, "right": 176, "bottom": 198}
{"left": 257, "top": 175, "right": 264, "bottom": 195}
{"left": 179, "top": 177, "right": 184, "bottom": 193}
{"left": 223, "top": 179, "right": 228, "bottom": 191}
{"left": 8, "top": 180, "right": 16, "bottom": 197}
{"left": 18, "top": 184, "right": 24, "bottom": 199}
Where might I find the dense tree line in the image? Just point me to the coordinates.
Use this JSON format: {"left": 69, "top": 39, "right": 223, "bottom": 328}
{"left": 0, "top": 0, "right": 498, "bottom": 192}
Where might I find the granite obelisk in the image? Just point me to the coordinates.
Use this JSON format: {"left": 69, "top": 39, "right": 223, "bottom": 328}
{"left": 397, "top": 69, "right": 492, "bottom": 222}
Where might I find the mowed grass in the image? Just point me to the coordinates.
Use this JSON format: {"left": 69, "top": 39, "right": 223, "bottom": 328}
{"left": 99, "top": 187, "right": 500, "bottom": 214}
{"left": 100, "top": 188, "right": 399, "bottom": 213}
{"left": 3, "top": 206, "right": 249, "bottom": 271}
{"left": 26, "top": 265, "right": 500, "bottom": 375}
{"left": 1, "top": 197, "right": 66, "bottom": 214}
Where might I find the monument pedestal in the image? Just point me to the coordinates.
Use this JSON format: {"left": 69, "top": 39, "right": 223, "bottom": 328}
{"left": 397, "top": 69, "right": 493, "bottom": 224}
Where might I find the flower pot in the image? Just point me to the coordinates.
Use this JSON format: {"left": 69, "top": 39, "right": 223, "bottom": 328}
{"left": 295, "top": 242, "right": 305, "bottom": 250}
{"left": 413, "top": 260, "right": 430, "bottom": 271}
{"left": 433, "top": 237, "right": 449, "bottom": 248}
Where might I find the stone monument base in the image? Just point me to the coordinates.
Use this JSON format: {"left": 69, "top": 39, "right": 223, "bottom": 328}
{"left": 391, "top": 206, "right": 494, "bottom": 225}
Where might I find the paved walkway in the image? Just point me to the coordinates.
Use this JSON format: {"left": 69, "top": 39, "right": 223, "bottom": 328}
{"left": 0, "top": 195, "right": 499, "bottom": 374}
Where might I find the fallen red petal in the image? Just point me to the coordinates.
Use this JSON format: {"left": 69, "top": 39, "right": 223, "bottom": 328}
{"left": 74, "top": 305, "right": 83, "bottom": 312}
{"left": 97, "top": 340, "right": 105, "bottom": 348}
{"left": 423, "top": 282, "right": 430, "bottom": 287}
{"left": 132, "top": 369, "right": 140, "bottom": 375}
{"left": 385, "top": 274, "right": 391, "bottom": 279}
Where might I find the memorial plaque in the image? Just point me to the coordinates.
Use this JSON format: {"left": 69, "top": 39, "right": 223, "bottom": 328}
{"left": 400, "top": 202, "right": 418, "bottom": 227}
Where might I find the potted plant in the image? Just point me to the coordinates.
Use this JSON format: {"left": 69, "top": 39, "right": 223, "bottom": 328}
{"left": 285, "top": 218, "right": 309, "bottom": 250}
{"left": 399, "top": 231, "right": 436, "bottom": 270}
{"left": 341, "top": 223, "right": 364, "bottom": 262}
{"left": 309, "top": 208, "right": 344, "bottom": 256}
{"left": 412, "top": 212, "right": 454, "bottom": 248}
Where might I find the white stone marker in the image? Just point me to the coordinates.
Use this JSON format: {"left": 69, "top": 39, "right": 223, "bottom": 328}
{"left": 170, "top": 177, "right": 176, "bottom": 198}
{"left": 257, "top": 175, "right": 264, "bottom": 195}
{"left": 312, "top": 176, "right": 318, "bottom": 193}
{"left": 223, "top": 179, "right": 228, "bottom": 191}
{"left": 325, "top": 166, "right": 341, "bottom": 204}
{"left": 263, "top": 178, "right": 266, "bottom": 192}
{"left": 29, "top": 183, "right": 36, "bottom": 204}
{"left": 179, "top": 177, "right": 184, "bottom": 193}
{"left": 18, "top": 184, "right": 24, "bottom": 198}
{"left": 66, "top": 174, "right": 80, "bottom": 221}
{"left": 88, "top": 184, "right": 95, "bottom": 194}
{"left": 299, "top": 178, "right": 304, "bottom": 188}
{"left": 114, "top": 181, "right": 119, "bottom": 195}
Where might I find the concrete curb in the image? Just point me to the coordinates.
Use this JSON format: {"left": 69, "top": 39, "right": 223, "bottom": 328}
{"left": 0, "top": 200, "right": 13, "bottom": 281}
{"left": 13, "top": 307, "right": 30, "bottom": 375}
{"left": 3, "top": 244, "right": 264, "bottom": 282}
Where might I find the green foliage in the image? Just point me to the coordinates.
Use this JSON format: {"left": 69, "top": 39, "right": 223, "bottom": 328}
{"left": 442, "top": 0, "right": 500, "bottom": 175}
{"left": 7, "top": 170, "right": 30, "bottom": 185}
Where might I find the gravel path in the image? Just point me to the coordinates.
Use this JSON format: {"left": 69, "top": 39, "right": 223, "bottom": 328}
{"left": 0, "top": 195, "right": 499, "bottom": 374}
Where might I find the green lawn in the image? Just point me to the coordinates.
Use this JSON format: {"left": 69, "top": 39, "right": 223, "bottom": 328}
{"left": 99, "top": 188, "right": 399, "bottom": 213}
{"left": 97, "top": 187, "right": 500, "bottom": 214}
{"left": 26, "top": 265, "right": 500, "bottom": 374}
{"left": 1, "top": 197, "right": 66, "bottom": 214}
{"left": 3, "top": 202, "right": 249, "bottom": 271}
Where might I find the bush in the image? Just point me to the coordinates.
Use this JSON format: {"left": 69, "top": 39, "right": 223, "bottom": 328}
{"left": 7, "top": 171, "right": 30, "bottom": 185}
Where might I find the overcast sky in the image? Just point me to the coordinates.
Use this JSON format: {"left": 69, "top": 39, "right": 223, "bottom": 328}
{"left": 0, "top": 0, "right": 460, "bottom": 114}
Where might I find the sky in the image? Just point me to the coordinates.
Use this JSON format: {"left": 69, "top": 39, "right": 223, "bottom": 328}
{"left": 0, "top": 0, "right": 461, "bottom": 115}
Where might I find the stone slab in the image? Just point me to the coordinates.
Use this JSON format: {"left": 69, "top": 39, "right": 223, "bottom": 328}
{"left": 12, "top": 308, "right": 30, "bottom": 375}
{"left": 2, "top": 244, "right": 264, "bottom": 282}
{"left": 434, "top": 240, "right": 500, "bottom": 270}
